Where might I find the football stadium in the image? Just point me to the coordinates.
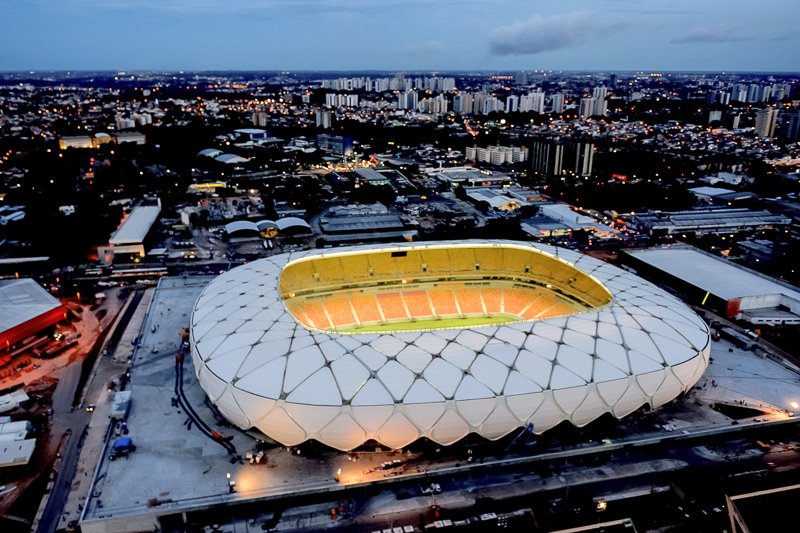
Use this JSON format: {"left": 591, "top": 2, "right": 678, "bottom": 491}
{"left": 190, "top": 241, "right": 710, "bottom": 451}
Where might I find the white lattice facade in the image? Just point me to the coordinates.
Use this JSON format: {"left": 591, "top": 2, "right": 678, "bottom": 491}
{"left": 190, "top": 241, "right": 710, "bottom": 451}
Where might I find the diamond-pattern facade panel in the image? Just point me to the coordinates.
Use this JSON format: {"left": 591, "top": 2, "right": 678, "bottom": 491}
{"left": 192, "top": 240, "right": 710, "bottom": 451}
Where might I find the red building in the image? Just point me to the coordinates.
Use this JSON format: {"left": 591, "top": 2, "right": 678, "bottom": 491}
{"left": 0, "top": 278, "right": 66, "bottom": 350}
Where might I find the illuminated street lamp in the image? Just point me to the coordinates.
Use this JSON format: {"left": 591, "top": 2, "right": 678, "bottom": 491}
{"left": 790, "top": 401, "right": 799, "bottom": 410}
{"left": 226, "top": 472, "right": 236, "bottom": 493}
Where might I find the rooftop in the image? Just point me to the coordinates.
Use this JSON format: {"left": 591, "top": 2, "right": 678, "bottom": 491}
{"left": 0, "top": 278, "right": 63, "bottom": 333}
{"left": 353, "top": 167, "right": 389, "bottom": 183}
{"left": 626, "top": 247, "right": 800, "bottom": 301}
{"left": 109, "top": 203, "right": 161, "bottom": 246}
{"left": 628, "top": 208, "right": 790, "bottom": 230}
{"left": 688, "top": 186, "right": 736, "bottom": 197}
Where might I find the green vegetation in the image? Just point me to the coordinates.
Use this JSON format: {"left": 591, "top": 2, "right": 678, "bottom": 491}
{"left": 334, "top": 314, "right": 520, "bottom": 334}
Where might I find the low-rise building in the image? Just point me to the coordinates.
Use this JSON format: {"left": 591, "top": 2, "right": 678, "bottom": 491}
{"left": 624, "top": 246, "right": 800, "bottom": 325}
{"left": 98, "top": 199, "right": 161, "bottom": 264}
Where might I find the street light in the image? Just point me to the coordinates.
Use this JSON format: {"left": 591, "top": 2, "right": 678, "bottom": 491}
{"left": 226, "top": 472, "right": 236, "bottom": 493}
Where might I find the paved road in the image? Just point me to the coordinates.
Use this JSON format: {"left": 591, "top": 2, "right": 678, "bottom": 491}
{"left": 37, "top": 364, "right": 91, "bottom": 532}
{"left": 37, "top": 293, "right": 143, "bottom": 533}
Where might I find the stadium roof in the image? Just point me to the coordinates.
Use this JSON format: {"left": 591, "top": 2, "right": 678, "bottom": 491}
{"left": 0, "top": 278, "right": 63, "bottom": 333}
{"left": 191, "top": 240, "right": 710, "bottom": 451}
{"left": 626, "top": 247, "right": 800, "bottom": 302}
{"left": 109, "top": 204, "right": 161, "bottom": 246}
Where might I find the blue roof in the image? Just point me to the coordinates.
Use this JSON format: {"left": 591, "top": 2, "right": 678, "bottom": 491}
{"left": 113, "top": 437, "right": 132, "bottom": 448}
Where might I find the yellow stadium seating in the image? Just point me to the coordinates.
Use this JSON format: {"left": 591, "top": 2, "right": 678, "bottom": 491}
{"left": 454, "top": 287, "right": 483, "bottom": 315}
{"left": 428, "top": 289, "right": 459, "bottom": 316}
{"left": 402, "top": 290, "right": 434, "bottom": 318}
{"left": 481, "top": 287, "right": 503, "bottom": 314}
{"left": 324, "top": 298, "right": 357, "bottom": 328}
{"left": 280, "top": 245, "right": 611, "bottom": 332}
{"left": 377, "top": 292, "right": 409, "bottom": 321}
{"left": 351, "top": 294, "right": 382, "bottom": 324}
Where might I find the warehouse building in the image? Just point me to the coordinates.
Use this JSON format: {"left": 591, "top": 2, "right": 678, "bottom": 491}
{"left": 0, "top": 278, "right": 67, "bottom": 351}
{"left": 621, "top": 208, "right": 790, "bottom": 237}
{"left": 98, "top": 199, "right": 161, "bottom": 264}
{"left": 624, "top": 246, "right": 800, "bottom": 325}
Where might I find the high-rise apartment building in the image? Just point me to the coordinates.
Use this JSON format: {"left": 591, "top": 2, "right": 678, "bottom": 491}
{"left": 454, "top": 93, "right": 474, "bottom": 114}
{"left": 530, "top": 137, "right": 594, "bottom": 178}
{"left": 482, "top": 97, "right": 504, "bottom": 114}
{"left": 506, "top": 95, "right": 519, "bottom": 113}
{"left": 550, "top": 93, "right": 565, "bottom": 114}
{"left": 315, "top": 109, "right": 331, "bottom": 129}
{"left": 778, "top": 110, "right": 800, "bottom": 142}
{"left": 397, "top": 90, "right": 418, "bottom": 110}
{"left": 579, "top": 97, "right": 595, "bottom": 117}
{"left": 731, "top": 83, "right": 748, "bottom": 102}
{"left": 755, "top": 108, "right": 779, "bottom": 138}
{"left": 520, "top": 91, "right": 545, "bottom": 113}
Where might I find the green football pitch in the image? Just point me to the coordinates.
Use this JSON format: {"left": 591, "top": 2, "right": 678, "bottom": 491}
{"left": 335, "top": 314, "right": 521, "bottom": 334}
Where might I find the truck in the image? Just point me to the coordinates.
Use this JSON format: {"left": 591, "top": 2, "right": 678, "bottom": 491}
{"left": 109, "top": 391, "right": 132, "bottom": 421}
{"left": 109, "top": 437, "right": 136, "bottom": 460}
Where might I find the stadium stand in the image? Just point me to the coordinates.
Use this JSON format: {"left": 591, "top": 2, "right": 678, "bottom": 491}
{"left": 279, "top": 243, "right": 611, "bottom": 332}
{"left": 428, "top": 288, "right": 459, "bottom": 317}
{"left": 377, "top": 292, "right": 408, "bottom": 321}
{"left": 350, "top": 294, "right": 382, "bottom": 324}
{"left": 402, "top": 290, "right": 434, "bottom": 318}
{"left": 324, "top": 298, "right": 357, "bottom": 328}
{"left": 453, "top": 287, "right": 484, "bottom": 315}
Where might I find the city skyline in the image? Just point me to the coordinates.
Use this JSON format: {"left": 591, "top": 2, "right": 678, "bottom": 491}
{"left": 1, "top": 0, "right": 798, "bottom": 72}
{"left": 2, "top": 21, "right": 800, "bottom": 529}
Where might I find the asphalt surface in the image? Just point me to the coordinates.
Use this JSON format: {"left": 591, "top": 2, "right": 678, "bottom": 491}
{"left": 37, "top": 293, "right": 142, "bottom": 533}
{"left": 37, "top": 365, "right": 90, "bottom": 533}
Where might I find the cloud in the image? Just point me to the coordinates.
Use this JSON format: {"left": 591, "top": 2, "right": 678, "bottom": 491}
{"left": 489, "top": 11, "right": 619, "bottom": 56}
{"left": 670, "top": 26, "right": 754, "bottom": 43}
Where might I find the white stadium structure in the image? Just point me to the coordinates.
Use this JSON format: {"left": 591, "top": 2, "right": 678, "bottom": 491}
{"left": 190, "top": 241, "right": 710, "bottom": 451}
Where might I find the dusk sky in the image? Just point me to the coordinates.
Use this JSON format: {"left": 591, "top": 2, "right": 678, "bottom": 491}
{"left": 1, "top": 0, "right": 798, "bottom": 72}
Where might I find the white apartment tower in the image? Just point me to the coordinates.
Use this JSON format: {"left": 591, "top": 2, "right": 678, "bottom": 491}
{"left": 550, "top": 93, "right": 565, "bottom": 114}
{"left": 755, "top": 108, "right": 779, "bottom": 138}
{"left": 520, "top": 91, "right": 545, "bottom": 113}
